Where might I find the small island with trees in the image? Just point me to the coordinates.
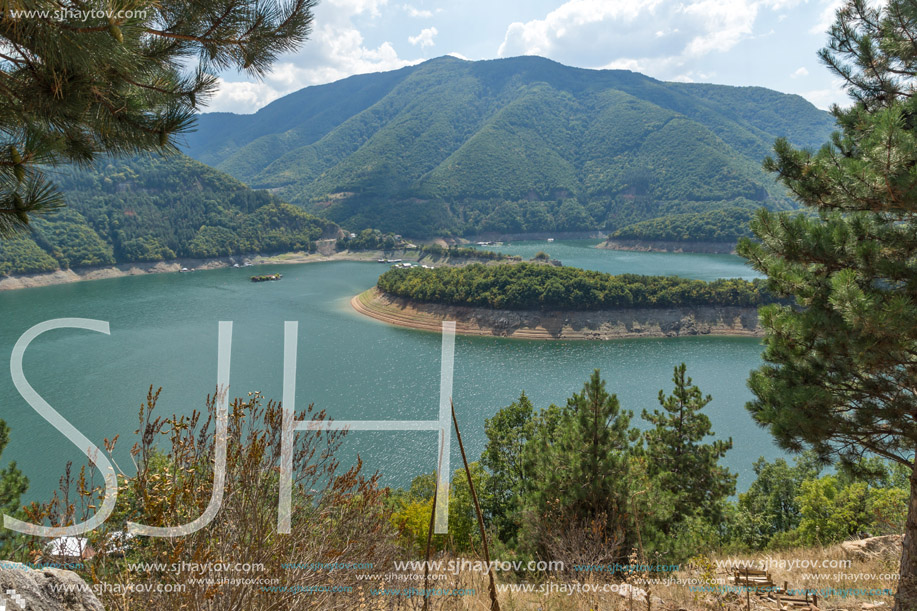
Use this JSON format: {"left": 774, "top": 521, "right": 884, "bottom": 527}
{"left": 598, "top": 206, "right": 757, "bottom": 254}
{"left": 250, "top": 273, "right": 282, "bottom": 282}
{"left": 353, "top": 262, "right": 775, "bottom": 339}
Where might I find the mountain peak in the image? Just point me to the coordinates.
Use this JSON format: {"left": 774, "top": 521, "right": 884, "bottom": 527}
{"left": 183, "top": 57, "right": 835, "bottom": 238}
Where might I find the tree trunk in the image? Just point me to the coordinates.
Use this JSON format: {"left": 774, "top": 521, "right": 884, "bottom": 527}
{"left": 894, "top": 459, "right": 917, "bottom": 611}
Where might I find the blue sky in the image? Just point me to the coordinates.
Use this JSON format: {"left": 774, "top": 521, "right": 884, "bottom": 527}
{"left": 209, "top": 0, "right": 850, "bottom": 114}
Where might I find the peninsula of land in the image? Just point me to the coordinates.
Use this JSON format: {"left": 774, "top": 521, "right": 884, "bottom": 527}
{"left": 352, "top": 263, "right": 770, "bottom": 339}
{"left": 352, "top": 288, "right": 761, "bottom": 340}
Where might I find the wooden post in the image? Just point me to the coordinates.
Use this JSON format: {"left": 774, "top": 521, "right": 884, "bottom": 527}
{"left": 421, "top": 429, "right": 444, "bottom": 611}
{"left": 745, "top": 567, "right": 750, "bottom": 610}
{"left": 451, "top": 400, "right": 501, "bottom": 611}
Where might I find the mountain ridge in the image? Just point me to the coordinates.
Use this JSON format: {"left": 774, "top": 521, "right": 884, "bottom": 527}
{"left": 0, "top": 154, "right": 340, "bottom": 277}
{"left": 182, "top": 55, "right": 836, "bottom": 238}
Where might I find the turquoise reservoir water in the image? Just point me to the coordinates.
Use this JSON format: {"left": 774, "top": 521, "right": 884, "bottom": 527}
{"left": 0, "top": 241, "right": 775, "bottom": 502}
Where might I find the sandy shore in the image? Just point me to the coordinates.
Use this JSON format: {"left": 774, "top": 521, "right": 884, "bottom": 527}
{"left": 352, "top": 288, "right": 762, "bottom": 340}
{"left": 0, "top": 249, "right": 402, "bottom": 292}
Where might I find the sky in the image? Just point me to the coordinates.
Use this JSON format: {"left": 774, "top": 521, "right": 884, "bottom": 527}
{"left": 208, "top": 0, "right": 850, "bottom": 114}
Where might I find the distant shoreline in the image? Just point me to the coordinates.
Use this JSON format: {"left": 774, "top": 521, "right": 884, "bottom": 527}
{"left": 598, "top": 239, "right": 738, "bottom": 254}
{"left": 0, "top": 250, "right": 398, "bottom": 292}
{"left": 0, "top": 237, "right": 743, "bottom": 292}
{"left": 351, "top": 288, "right": 762, "bottom": 340}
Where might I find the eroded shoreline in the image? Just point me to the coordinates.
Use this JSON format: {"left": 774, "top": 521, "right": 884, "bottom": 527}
{"left": 351, "top": 288, "right": 762, "bottom": 340}
{"left": 0, "top": 250, "right": 401, "bottom": 291}
{"left": 598, "top": 239, "right": 737, "bottom": 254}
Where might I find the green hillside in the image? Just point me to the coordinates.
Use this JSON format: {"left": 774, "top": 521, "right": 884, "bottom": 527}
{"left": 0, "top": 155, "right": 339, "bottom": 276}
{"left": 183, "top": 56, "right": 836, "bottom": 238}
{"left": 611, "top": 205, "right": 757, "bottom": 243}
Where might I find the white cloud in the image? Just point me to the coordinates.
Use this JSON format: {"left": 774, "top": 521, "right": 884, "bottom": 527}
{"left": 681, "top": 0, "right": 758, "bottom": 57}
{"left": 497, "top": 0, "right": 808, "bottom": 81}
{"left": 499, "top": 0, "right": 660, "bottom": 58}
{"left": 801, "top": 77, "right": 849, "bottom": 109}
{"left": 205, "top": 0, "right": 422, "bottom": 113}
{"left": 409, "top": 26, "right": 438, "bottom": 48}
{"left": 402, "top": 3, "right": 433, "bottom": 18}
{"left": 330, "top": 0, "right": 390, "bottom": 18}
{"left": 208, "top": 79, "right": 284, "bottom": 113}
{"left": 791, "top": 66, "right": 809, "bottom": 78}
{"left": 810, "top": 0, "right": 843, "bottom": 34}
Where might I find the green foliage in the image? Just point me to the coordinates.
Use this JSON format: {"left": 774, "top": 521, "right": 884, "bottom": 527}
{"left": 389, "top": 497, "right": 435, "bottom": 555}
{"left": 736, "top": 455, "right": 819, "bottom": 548}
{"left": 336, "top": 228, "right": 399, "bottom": 252}
{"left": 31, "top": 209, "right": 115, "bottom": 268}
{"left": 520, "top": 370, "right": 641, "bottom": 557}
{"left": 184, "top": 56, "right": 835, "bottom": 238}
{"left": 448, "top": 462, "right": 490, "bottom": 553}
{"left": 612, "top": 205, "right": 757, "bottom": 243}
{"left": 0, "top": 420, "right": 28, "bottom": 554}
{"left": 481, "top": 392, "right": 535, "bottom": 545}
{"left": 0, "top": 155, "right": 339, "bottom": 275}
{"left": 642, "top": 364, "right": 736, "bottom": 529}
{"left": 388, "top": 464, "right": 489, "bottom": 555}
{"left": 0, "top": 235, "right": 59, "bottom": 275}
{"left": 793, "top": 469, "right": 908, "bottom": 547}
{"left": 475, "top": 369, "right": 737, "bottom": 564}
{"left": 727, "top": 453, "right": 907, "bottom": 550}
{"left": 795, "top": 476, "right": 863, "bottom": 546}
{"left": 736, "top": 8, "right": 917, "bottom": 602}
{"left": 0, "top": 0, "right": 316, "bottom": 234}
{"left": 421, "top": 245, "right": 517, "bottom": 262}
{"left": 377, "top": 262, "right": 777, "bottom": 311}
{"left": 121, "top": 237, "right": 176, "bottom": 262}
{"left": 391, "top": 367, "right": 905, "bottom": 566}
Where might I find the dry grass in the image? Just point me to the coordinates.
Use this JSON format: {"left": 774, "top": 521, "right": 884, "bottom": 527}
{"left": 358, "top": 545, "right": 898, "bottom": 611}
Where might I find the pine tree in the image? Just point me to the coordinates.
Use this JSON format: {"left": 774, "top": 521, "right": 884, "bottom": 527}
{"left": 736, "top": 2, "right": 917, "bottom": 607}
{"left": 524, "top": 370, "right": 639, "bottom": 557}
{"left": 0, "top": 0, "right": 316, "bottom": 235}
{"left": 481, "top": 391, "right": 535, "bottom": 544}
{"left": 0, "top": 419, "right": 27, "bottom": 554}
{"left": 642, "top": 363, "right": 736, "bottom": 530}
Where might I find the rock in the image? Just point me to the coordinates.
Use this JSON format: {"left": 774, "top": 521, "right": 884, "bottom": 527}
{"left": 614, "top": 583, "right": 647, "bottom": 602}
{"left": 840, "top": 535, "right": 903, "bottom": 561}
{"left": 0, "top": 561, "right": 103, "bottom": 610}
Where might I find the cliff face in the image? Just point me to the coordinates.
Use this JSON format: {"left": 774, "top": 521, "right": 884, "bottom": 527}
{"left": 353, "top": 289, "right": 762, "bottom": 340}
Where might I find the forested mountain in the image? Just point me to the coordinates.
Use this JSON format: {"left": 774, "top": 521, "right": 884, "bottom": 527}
{"left": 0, "top": 155, "right": 340, "bottom": 276}
{"left": 183, "top": 56, "right": 836, "bottom": 238}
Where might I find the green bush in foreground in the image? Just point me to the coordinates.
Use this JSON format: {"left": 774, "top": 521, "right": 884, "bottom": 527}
{"left": 377, "top": 262, "right": 776, "bottom": 310}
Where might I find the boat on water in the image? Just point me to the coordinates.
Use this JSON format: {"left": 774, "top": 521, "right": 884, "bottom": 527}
{"left": 251, "top": 273, "right": 282, "bottom": 282}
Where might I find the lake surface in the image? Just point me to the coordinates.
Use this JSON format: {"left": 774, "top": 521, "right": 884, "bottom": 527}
{"left": 478, "top": 240, "right": 761, "bottom": 281}
{"left": 0, "top": 240, "right": 776, "bottom": 504}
